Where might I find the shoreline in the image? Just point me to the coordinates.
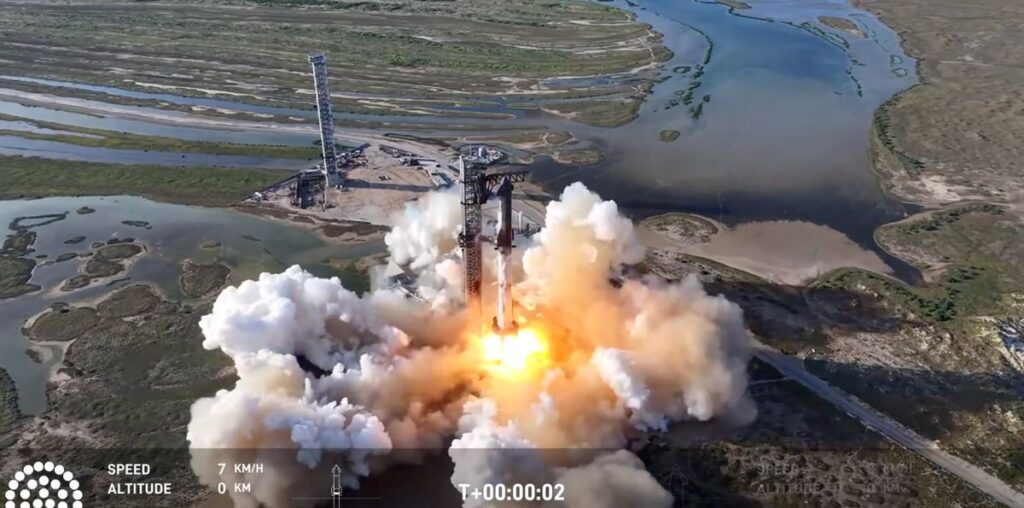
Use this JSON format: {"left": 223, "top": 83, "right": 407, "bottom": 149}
{"left": 853, "top": 0, "right": 1023, "bottom": 212}
{"left": 638, "top": 213, "right": 897, "bottom": 286}
{"left": 0, "top": 0, "right": 949, "bottom": 291}
{"left": 234, "top": 203, "right": 389, "bottom": 246}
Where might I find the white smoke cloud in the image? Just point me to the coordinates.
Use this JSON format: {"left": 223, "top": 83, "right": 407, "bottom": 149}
{"left": 384, "top": 187, "right": 462, "bottom": 272}
{"left": 556, "top": 450, "right": 673, "bottom": 508}
{"left": 187, "top": 182, "right": 754, "bottom": 506}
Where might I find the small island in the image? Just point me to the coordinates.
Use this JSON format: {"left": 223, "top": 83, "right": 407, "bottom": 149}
{"left": 659, "top": 130, "right": 681, "bottom": 142}
{"left": 819, "top": 16, "right": 867, "bottom": 38}
{"left": 553, "top": 148, "right": 604, "bottom": 166}
{"left": 716, "top": 0, "right": 751, "bottom": 9}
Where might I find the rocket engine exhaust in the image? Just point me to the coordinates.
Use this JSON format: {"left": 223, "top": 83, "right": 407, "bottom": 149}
{"left": 187, "top": 180, "right": 757, "bottom": 508}
{"left": 494, "top": 176, "right": 515, "bottom": 334}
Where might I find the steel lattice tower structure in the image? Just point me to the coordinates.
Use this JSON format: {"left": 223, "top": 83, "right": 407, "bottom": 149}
{"left": 308, "top": 52, "right": 342, "bottom": 187}
{"left": 459, "top": 158, "right": 529, "bottom": 326}
{"left": 458, "top": 157, "right": 483, "bottom": 309}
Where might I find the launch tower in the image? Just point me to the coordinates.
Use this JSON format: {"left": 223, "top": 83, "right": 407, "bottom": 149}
{"left": 459, "top": 158, "right": 528, "bottom": 330}
{"left": 458, "top": 157, "right": 484, "bottom": 307}
{"left": 308, "top": 52, "right": 344, "bottom": 188}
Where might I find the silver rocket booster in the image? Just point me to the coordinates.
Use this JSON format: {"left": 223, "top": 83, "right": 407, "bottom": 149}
{"left": 494, "top": 176, "right": 515, "bottom": 333}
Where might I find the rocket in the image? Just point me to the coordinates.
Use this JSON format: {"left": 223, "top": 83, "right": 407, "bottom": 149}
{"left": 331, "top": 464, "right": 342, "bottom": 508}
{"left": 493, "top": 176, "right": 516, "bottom": 334}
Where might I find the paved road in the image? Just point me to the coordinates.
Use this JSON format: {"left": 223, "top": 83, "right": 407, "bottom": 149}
{"left": 752, "top": 340, "right": 1024, "bottom": 508}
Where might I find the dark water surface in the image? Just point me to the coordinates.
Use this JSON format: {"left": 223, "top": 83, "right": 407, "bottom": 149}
{"left": 529, "top": 0, "right": 919, "bottom": 278}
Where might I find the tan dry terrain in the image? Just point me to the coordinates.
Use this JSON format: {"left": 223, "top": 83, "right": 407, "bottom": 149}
{"left": 638, "top": 214, "right": 893, "bottom": 285}
{"left": 859, "top": 0, "right": 1024, "bottom": 207}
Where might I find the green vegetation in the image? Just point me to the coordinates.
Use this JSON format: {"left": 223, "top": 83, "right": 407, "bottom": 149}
{"left": 179, "top": 260, "right": 232, "bottom": 298}
{"left": 819, "top": 16, "right": 864, "bottom": 37}
{"left": 544, "top": 130, "right": 573, "bottom": 146}
{"left": 54, "top": 240, "right": 146, "bottom": 291}
{"left": 715, "top": 0, "right": 751, "bottom": 9}
{"left": 0, "top": 0, "right": 664, "bottom": 103}
{"left": 642, "top": 213, "right": 719, "bottom": 245}
{"left": 84, "top": 258, "right": 123, "bottom": 278}
{"left": 475, "top": 130, "right": 549, "bottom": 148}
{"left": 13, "top": 214, "right": 67, "bottom": 231}
{"left": 673, "top": 77, "right": 703, "bottom": 110}
{"left": 690, "top": 102, "right": 705, "bottom": 120}
{"left": 96, "top": 243, "right": 144, "bottom": 261}
{"left": 2, "top": 229, "right": 35, "bottom": 255}
{"left": 887, "top": 203, "right": 1003, "bottom": 237}
{"left": 701, "top": 35, "right": 714, "bottom": 66}
{"left": 805, "top": 203, "right": 1024, "bottom": 485}
{"left": 553, "top": 148, "right": 604, "bottom": 165}
{"left": 29, "top": 306, "right": 101, "bottom": 342}
{"left": 0, "top": 370, "right": 21, "bottom": 448}
{"left": 317, "top": 221, "right": 389, "bottom": 239}
{"left": 860, "top": 0, "right": 1024, "bottom": 205}
{"left": 122, "top": 220, "right": 151, "bottom": 229}
{"left": 97, "top": 284, "right": 161, "bottom": 318}
{"left": 815, "top": 204, "right": 1014, "bottom": 325}
{"left": 873, "top": 97, "right": 925, "bottom": 174}
{"left": 658, "top": 130, "right": 680, "bottom": 142}
{"left": 815, "top": 266, "right": 997, "bottom": 323}
{"left": 0, "top": 226, "right": 40, "bottom": 299}
{"left": 543, "top": 99, "right": 641, "bottom": 128}
{"left": 0, "top": 256, "right": 38, "bottom": 299}
{"left": 677, "top": 89, "right": 694, "bottom": 107}
{"left": 0, "top": 116, "right": 319, "bottom": 159}
{"left": 19, "top": 283, "right": 233, "bottom": 504}
{"left": 0, "top": 0, "right": 668, "bottom": 163}
{"left": 0, "top": 157, "right": 284, "bottom": 206}
{"left": 866, "top": 203, "right": 1015, "bottom": 323}
{"left": 641, "top": 356, "right": 997, "bottom": 507}
{"left": 62, "top": 276, "right": 91, "bottom": 291}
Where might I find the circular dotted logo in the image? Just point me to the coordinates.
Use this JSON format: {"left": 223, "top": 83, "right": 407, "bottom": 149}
{"left": 4, "top": 461, "right": 83, "bottom": 508}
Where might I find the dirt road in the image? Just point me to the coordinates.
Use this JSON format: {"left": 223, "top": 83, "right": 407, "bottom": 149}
{"left": 752, "top": 340, "right": 1024, "bottom": 507}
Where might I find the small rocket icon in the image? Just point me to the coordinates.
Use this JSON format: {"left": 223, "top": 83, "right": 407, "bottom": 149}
{"left": 331, "top": 464, "right": 343, "bottom": 508}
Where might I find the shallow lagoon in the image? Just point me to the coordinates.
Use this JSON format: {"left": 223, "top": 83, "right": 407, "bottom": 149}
{"left": 0, "top": 196, "right": 381, "bottom": 414}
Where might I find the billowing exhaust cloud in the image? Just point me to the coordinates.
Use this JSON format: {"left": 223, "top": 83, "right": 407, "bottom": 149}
{"left": 187, "top": 182, "right": 754, "bottom": 507}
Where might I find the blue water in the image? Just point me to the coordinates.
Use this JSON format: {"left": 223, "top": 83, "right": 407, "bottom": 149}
{"left": 0, "top": 76, "right": 531, "bottom": 127}
{"left": 0, "top": 99, "right": 318, "bottom": 146}
{"left": 0, "top": 135, "right": 311, "bottom": 169}
{"left": 0, "top": 195, "right": 384, "bottom": 414}
{"left": 530, "top": 0, "right": 918, "bottom": 277}
{"left": 0, "top": 75, "right": 314, "bottom": 118}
